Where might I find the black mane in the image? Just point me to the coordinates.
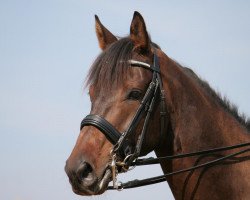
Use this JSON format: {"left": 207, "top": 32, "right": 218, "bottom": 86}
{"left": 86, "top": 37, "right": 160, "bottom": 91}
{"left": 183, "top": 66, "right": 250, "bottom": 132}
{"left": 86, "top": 38, "right": 133, "bottom": 92}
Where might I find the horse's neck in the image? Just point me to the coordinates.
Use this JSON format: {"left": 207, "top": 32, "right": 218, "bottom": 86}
{"left": 161, "top": 58, "right": 249, "bottom": 151}
{"left": 155, "top": 56, "right": 250, "bottom": 200}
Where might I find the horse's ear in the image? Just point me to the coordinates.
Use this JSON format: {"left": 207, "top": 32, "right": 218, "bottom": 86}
{"left": 95, "top": 15, "right": 117, "bottom": 50}
{"left": 130, "top": 11, "right": 150, "bottom": 53}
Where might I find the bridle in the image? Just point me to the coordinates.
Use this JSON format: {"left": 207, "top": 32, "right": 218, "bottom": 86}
{"left": 80, "top": 51, "right": 250, "bottom": 190}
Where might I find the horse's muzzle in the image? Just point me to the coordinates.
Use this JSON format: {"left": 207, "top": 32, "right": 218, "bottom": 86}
{"left": 65, "top": 160, "right": 111, "bottom": 195}
{"left": 65, "top": 160, "right": 98, "bottom": 195}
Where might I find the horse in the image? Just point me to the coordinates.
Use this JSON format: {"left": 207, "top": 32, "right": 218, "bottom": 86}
{"left": 65, "top": 11, "right": 250, "bottom": 199}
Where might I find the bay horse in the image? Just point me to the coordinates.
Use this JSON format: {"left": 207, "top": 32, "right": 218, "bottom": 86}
{"left": 65, "top": 12, "right": 250, "bottom": 199}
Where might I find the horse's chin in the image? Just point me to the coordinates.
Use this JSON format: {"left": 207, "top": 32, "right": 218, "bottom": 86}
{"left": 72, "top": 168, "right": 112, "bottom": 196}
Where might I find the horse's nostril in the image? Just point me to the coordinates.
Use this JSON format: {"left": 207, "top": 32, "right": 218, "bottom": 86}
{"left": 77, "top": 162, "right": 96, "bottom": 186}
{"left": 78, "top": 162, "right": 92, "bottom": 179}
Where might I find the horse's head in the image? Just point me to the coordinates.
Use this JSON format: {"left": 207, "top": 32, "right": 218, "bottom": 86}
{"left": 65, "top": 12, "right": 167, "bottom": 195}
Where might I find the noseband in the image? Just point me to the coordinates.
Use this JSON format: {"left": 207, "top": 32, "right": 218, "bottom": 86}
{"left": 80, "top": 52, "right": 250, "bottom": 190}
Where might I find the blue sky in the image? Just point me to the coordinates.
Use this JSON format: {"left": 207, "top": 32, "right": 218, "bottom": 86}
{"left": 0, "top": 1, "right": 249, "bottom": 200}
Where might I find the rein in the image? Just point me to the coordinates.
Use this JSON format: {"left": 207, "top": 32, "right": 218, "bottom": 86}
{"left": 109, "top": 142, "right": 250, "bottom": 189}
{"left": 80, "top": 52, "right": 250, "bottom": 190}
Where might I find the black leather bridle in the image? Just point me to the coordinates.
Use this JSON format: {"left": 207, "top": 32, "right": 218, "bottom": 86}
{"left": 80, "top": 52, "right": 250, "bottom": 190}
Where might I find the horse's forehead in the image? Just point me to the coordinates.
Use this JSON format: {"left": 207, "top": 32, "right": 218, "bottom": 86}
{"left": 90, "top": 66, "right": 151, "bottom": 92}
{"left": 127, "top": 67, "right": 152, "bottom": 84}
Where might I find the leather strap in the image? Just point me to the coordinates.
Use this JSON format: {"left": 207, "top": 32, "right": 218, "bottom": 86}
{"left": 108, "top": 143, "right": 250, "bottom": 189}
{"left": 80, "top": 114, "right": 121, "bottom": 145}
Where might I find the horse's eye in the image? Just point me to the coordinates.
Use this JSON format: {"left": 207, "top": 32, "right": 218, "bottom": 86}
{"left": 127, "top": 90, "right": 142, "bottom": 100}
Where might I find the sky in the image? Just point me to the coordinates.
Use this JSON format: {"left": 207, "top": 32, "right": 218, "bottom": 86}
{"left": 0, "top": 1, "right": 250, "bottom": 200}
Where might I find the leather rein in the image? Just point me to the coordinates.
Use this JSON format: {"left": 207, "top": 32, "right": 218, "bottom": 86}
{"left": 80, "top": 53, "right": 250, "bottom": 190}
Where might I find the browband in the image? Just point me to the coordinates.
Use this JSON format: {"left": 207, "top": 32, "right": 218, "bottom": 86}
{"left": 128, "top": 60, "right": 160, "bottom": 73}
{"left": 128, "top": 60, "right": 150, "bottom": 68}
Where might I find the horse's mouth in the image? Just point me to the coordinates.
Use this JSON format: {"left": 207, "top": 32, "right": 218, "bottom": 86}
{"left": 96, "top": 168, "right": 112, "bottom": 194}
{"left": 72, "top": 168, "right": 112, "bottom": 196}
